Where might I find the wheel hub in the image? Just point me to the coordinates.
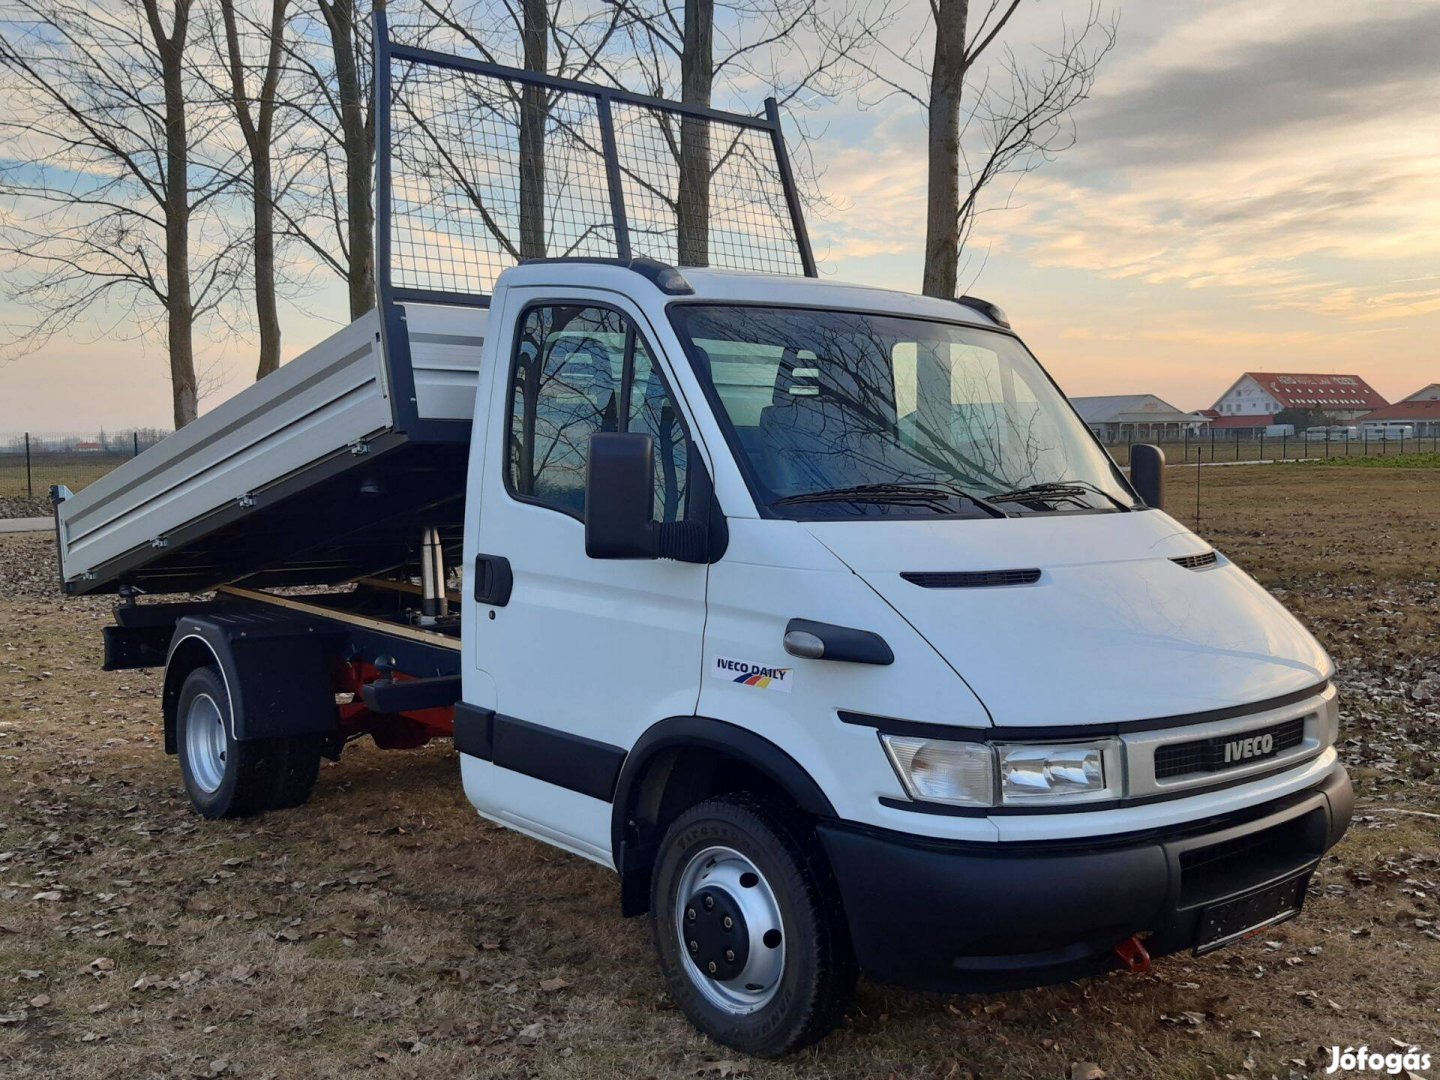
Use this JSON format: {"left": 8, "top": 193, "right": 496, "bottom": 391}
{"left": 184, "top": 691, "right": 228, "bottom": 794}
{"left": 684, "top": 886, "right": 750, "bottom": 982}
{"left": 674, "top": 846, "right": 786, "bottom": 1015}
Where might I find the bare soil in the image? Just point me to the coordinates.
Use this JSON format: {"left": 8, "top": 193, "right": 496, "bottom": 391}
{"left": 2, "top": 464, "right": 1437, "bottom": 1080}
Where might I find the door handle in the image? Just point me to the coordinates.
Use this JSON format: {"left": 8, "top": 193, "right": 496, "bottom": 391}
{"left": 473, "top": 553, "right": 513, "bottom": 606}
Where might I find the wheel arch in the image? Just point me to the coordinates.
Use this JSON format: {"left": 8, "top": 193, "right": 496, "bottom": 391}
{"left": 162, "top": 633, "right": 228, "bottom": 755}
{"left": 611, "top": 716, "right": 836, "bottom": 916}
{"left": 162, "top": 614, "right": 341, "bottom": 754}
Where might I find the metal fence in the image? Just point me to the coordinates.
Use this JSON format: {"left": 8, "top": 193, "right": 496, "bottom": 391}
{"left": 0, "top": 431, "right": 168, "bottom": 513}
{"left": 1106, "top": 429, "right": 1440, "bottom": 467}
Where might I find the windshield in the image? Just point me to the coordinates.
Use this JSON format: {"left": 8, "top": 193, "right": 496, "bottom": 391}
{"left": 670, "top": 304, "right": 1138, "bottom": 519}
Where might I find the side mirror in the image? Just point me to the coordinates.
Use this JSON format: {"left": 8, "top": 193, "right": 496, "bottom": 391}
{"left": 1130, "top": 444, "right": 1166, "bottom": 509}
{"left": 586, "top": 432, "right": 659, "bottom": 559}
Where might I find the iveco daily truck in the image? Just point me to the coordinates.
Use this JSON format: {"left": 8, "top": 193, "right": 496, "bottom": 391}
{"left": 51, "top": 17, "right": 1351, "bottom": 1056}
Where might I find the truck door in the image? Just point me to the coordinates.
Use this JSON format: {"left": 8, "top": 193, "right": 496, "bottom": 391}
{"left": 463, "top": 292, "right": 708, "bottom": 862}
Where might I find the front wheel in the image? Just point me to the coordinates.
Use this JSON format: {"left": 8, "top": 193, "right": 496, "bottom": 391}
{"left": 650, "top": 793, "right": 856, "bottom": 1057}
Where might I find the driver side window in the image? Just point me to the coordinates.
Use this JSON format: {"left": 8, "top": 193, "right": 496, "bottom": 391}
{"left": 507, "top": 304, "right": 691, "bottom": 522}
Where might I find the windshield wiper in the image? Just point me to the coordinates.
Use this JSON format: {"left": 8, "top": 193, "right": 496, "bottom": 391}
{"left": 772, "top": 482, "right": 1010, "bottom": 518}
{"left": 988, "top": 480, "right": 1132, "bottom": 511}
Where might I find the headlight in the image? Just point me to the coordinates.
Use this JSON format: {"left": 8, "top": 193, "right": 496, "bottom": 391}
{"left": 881, "top": 735, "right": 994, "bottom": 806}
{"left": 996, "top": 741, "right": 1120, "bottom": 802}
{"left": 881, "top": 735, "right": 1123, "bottom": 807}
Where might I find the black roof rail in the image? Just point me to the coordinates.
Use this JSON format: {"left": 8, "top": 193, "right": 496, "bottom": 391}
{"left": 955, "top": 295, "right": 1011, "bottom": 329}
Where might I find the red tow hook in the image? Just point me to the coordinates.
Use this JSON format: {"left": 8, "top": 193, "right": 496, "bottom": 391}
{"left": 1114, "top": 935, "right": 1151, "bottom": 974}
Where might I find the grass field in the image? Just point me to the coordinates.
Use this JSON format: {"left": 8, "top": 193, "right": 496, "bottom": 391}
{"left": 1, "top": 465, "right": 1437, "bottom": 1079}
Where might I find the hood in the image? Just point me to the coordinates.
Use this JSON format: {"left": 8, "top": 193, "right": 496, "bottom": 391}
{"left": 806, "top": 511, "right": 1332, "bottom": 728}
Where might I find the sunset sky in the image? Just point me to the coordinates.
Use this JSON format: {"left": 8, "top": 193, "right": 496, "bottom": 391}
{"left": 3, "top": 0, "right": 1437, "bottom": 431}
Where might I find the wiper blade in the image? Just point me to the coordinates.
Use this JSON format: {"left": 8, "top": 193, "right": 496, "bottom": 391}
{"left": 988, "top": 481, "right": 1131, "bottom": 511}
{"left": 773, "top": 482, "right": 1009, "bottom": 518}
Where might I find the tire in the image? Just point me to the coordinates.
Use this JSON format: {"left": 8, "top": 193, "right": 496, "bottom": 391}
{"left": 650, "top": 793, "right": 857, "bottom": 1057}
{"left": 266, "top": 735, "right": 324, "bottom": 810}
{"left": 174, "top": 666, "right": 320, "bottom": 818}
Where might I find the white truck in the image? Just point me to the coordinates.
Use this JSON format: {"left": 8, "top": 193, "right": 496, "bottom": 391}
{"left": 51, "top": 20, "right": 1351, "bottom": 1057}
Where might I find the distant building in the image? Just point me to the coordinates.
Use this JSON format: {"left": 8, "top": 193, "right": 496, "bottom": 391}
{"left": 1210, "top": 372, "right": 1387, "bottom": 422}
{"left": 1199, "top": 410, "right": 1272, "bottom": 435}
{"left": 1402, "top": 383, "right": 1440, "bottom": 402}
{"left": 1070, "top": 394, "right": 1211, "bottom": 444}
{"left": 1356, "top": 397, "right": 1440, "bottom": 438}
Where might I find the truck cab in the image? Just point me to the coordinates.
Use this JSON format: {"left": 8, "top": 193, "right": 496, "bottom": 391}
{"left": 450, "top": 259, "right": 1349, "bottom": 1052}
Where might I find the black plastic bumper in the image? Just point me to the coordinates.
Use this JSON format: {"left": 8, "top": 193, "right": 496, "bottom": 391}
{"left": 817, "top": 765, "right": 1352, "bottom": 993}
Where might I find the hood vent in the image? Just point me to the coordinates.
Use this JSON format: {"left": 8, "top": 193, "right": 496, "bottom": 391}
{"left": 900, "top": 569, "right": 1041, "bottom": 589}
{"left": 1171, "top": 550, "right": 1219, "bottom": 570}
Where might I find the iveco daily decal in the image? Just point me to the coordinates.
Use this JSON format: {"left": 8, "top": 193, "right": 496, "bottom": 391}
{"left": 712, "top": 657, "right": 793, "bottom": 692}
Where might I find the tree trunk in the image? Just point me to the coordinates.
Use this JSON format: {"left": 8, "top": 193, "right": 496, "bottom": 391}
{"left": 145, "top": 0, "right": 199, "bottom": 427}
{"left": 517, "top": 0, "right": 548, "bottom": 261}
{"left": 677, "top": 0, "right": 713, "bottom": 268}
{"left": 321, "top": 0, "right": 376, "bottom": 318}
{"left": 922, "top": 0, "right": 968, "bottom": 299}
{"left": 251, "top": 153, "right": 281, "bottom": 378}
{"left": 221, "top": 0, "right": 287, "bottom": 380}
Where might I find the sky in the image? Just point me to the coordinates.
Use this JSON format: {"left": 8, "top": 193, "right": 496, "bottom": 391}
{"left": 2, "top": 0, "right": 1438, "bottom": 431}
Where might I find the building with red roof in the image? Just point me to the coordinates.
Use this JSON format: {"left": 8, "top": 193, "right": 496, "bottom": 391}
{"left": 1357, "top": 393, "right": 1440, "bottom": 438}
{"left": 1210, "top": 372, "right": 1388, "bottom": 423}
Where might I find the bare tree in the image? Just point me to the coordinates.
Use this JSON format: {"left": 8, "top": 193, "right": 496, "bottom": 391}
{"left": 411, "top": 0, "right": 625, "bottom": 261}
{"left": 321, "top": 0, "right": 379, "bottom": 317}
{"left": 272, "top": 0, "right": 379, "bottom": 319}
{"left": 0, "top": 0, "right": 242, "bottom": 428}
{"left": 518, "top": 0, "right": 550, "bottom": 260}
{"left": 596, "top": 0, "right": 887, "bottom": 266}
{"left": 862, "top": 0, "right": 1115, "bottom": 298}
{"left": 218, "top": 0, "right": 291, "bottom": 379}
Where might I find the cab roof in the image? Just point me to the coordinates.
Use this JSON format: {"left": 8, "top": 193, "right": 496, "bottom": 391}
{"left": 496, "top": 261, "right": 1008, "bottom": 331}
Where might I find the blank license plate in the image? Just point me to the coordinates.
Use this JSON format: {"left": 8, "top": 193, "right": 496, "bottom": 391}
{"left": 1194, "top": 873, "right": 1308, "bottom": 954}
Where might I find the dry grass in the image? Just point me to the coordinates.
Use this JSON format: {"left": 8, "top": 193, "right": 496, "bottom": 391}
{"left": 2, "top": 466, "right": 1437, "bottom": 1080}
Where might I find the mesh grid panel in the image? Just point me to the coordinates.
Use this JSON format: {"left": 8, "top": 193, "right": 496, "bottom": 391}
{"left": 386, "top": 52, "right": 807, "bottom": 297}
{"left": 611, "top": 103, "right": 806, "bottom": 276}
{"left": 390, "top": 59, "right": 617, "bottom": 295}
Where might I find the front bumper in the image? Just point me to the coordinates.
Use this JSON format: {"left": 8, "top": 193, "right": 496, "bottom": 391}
{"left": 817, "top": 764, "right": 1352, "bottom": 993}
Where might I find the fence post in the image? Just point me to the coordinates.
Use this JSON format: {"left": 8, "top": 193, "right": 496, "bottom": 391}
{"left": 25, "top": 432, "right": 33, "bottom": 499}
{"left": 1259, "top": 432, "right": 1264, "bottom": 462}
{"left": 1326, "top": 433, "right": 1331, "bottom": 458}
{"left": 133, "top": 431, "right": 140, "bottom": 457}
{"left": 1210, "top": 427, "right": 1215, "bottom": 462}
{"left": 1282, "top": 432, "right": 1287, "bottom": 461}
{"left": 1234, "top": 429, "right": 1240, "bottom": 461}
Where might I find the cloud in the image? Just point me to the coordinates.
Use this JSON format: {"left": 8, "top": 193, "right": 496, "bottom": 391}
{"left": 935, "top": 0, "right": 1440, "bottom": 328}
{"left": 1071, "top": 5, "right": 1440, "bottom": 169}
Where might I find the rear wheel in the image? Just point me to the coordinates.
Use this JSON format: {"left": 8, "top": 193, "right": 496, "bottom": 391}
{"left": 175, "top": 666, "right": 321, "bottom": 817}
{"left": 650, "top": 793, "right": 856, "bottom": 1057}
{"left": 267, "top": 735, "right": 324, "bottom": 810}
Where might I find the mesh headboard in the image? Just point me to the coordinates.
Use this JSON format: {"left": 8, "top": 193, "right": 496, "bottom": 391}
{"left": 377, "top": 15, "right": 816, "bottom": 304}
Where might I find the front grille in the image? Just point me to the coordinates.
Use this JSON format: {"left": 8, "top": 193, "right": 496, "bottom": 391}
{"left": 900, "top": 569, "right": 1041, "bottom": 588}
{"left": 1154, "top": 716, "right": 1306, "bottom": 780}
{"left": 1178, "top": 810, "right": 1323, "bottom": 905}
{"left": 1172, "top": 550, "right": 1219, "bottom": 570}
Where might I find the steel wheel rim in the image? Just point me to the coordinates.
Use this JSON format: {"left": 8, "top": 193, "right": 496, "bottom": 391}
{"left": 675, "top": 845, "right": 786, "bottom": 1015}
{"left": 184, "top": 692, "right": 228, "bottom": 794}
